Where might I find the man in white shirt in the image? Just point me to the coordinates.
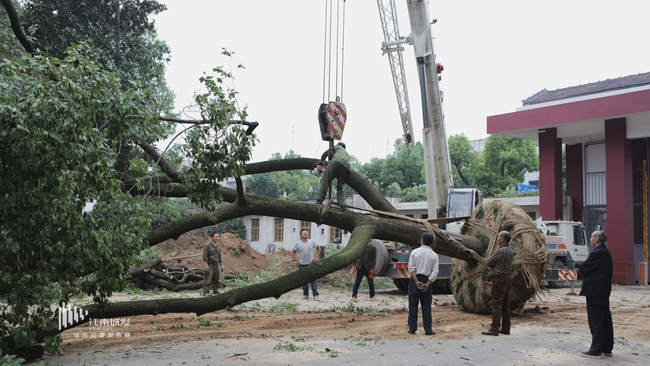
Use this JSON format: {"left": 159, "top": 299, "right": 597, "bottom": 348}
{"left": 407, "top": 232, "right": 439, "bottom": 335}
{"left": 292, "top": 230, "right": 322, "bottom": 300}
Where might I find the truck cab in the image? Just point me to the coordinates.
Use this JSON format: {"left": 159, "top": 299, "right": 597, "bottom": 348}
{"left": 537, "top": 219, "right": 589, "bottom": 288}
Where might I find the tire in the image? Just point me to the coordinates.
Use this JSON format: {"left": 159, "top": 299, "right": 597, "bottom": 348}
{"left": 392, "top": 278, "right": 409, "bottom": 292}
{"left": 547, "top": 259, "right": 566, "bottom": 288}
{"left": 435, "top": 278, "right": 452, "bottom": 294}
{"left": 370, "top": 239, "right": 390, "bottom": 276}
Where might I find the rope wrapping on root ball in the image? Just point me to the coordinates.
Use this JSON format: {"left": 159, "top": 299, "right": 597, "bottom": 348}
{"left": 450, "top": 200, "right": 547, "bottom": 314}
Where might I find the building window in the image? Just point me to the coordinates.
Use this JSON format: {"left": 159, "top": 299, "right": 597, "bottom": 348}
{"left": 250, "top": 219, "right": 260, "bottom": 242}
{"left": 300, "top": 221, "right": 311, "bottom": 237}
{"left": 274, "top": 218, "right": 284, "bottom": 242}
{"left": 329, "top": 227, "right": 341, "bottom": 243}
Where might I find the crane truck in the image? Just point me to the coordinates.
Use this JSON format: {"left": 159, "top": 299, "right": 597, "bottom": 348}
{"left": 372, "top": 1, "right": 588, "bottom": 292}
{"left": 372, "top": 0, "right": 482, "bottom": 292}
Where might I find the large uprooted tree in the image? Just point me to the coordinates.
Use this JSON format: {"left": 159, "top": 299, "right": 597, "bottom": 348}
{"left": 0, "top": 1, "right": 545, "bottom": 361}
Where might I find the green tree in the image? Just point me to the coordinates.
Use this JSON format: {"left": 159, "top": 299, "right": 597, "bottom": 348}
{"left": 244, "top": 150, "right": 321, "bottom": 200}
{"left": 244, "top": 173, "right": 279, "bottom": 198}
{"left": 22, "top": 0, "right": 170, "bottom": 91}
{"left": 449, "top": 133, "right": 477, "bottom": 186}
{"left": 470, "top": 135, "right": 539, "bottom": 196}
{"left": 0, "top": 41, "right": 253, "bottom": 355}
{"left": 358, "top": 157, "right": 384, "bottom": 188}
{"left": 377, "top": 139, "right": 425, "bottom": 191}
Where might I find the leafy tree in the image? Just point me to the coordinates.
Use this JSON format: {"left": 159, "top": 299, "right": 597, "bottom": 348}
{"left": 380, "top": 139, "right": 425, "bottom": 190}
{"left": 245, "top": 150, "right": 321, "bottom": 200}
{"left": 244, "top": 172, "right": 279, "bottom": 198}
{"left": 218, "top": 218, "right": 247, "bottom": 238}
{"left": 358, "top": 157, "right": 384, "bottom": 188}
{"left": 470, "top": 135, "right": 539, "bottom": 197}
{"left": 400, "top": 184, "right": 428, "bottom": 202}
{"left": 0, "top": 44, "right": 156, "bottom": 354}
{"left": 449, "top": 133, "right": 477, "bottom": 186}
{"left": 148, "top": 198, "right": 184, "bottom": 229}
{"left": 0, "top": 37, "right": 253, "bottom": 355}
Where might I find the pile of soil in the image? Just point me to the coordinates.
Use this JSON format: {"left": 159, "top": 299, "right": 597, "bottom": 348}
{"left": 154, "top": 233, "right": 272, "bottom": 276}
{"left": 153, "top": 234, "right": 347, "bottom": 284}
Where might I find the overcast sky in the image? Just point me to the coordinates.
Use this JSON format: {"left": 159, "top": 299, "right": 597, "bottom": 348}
{"left": 153, "top": 0, "right": 650, "bottom": 164}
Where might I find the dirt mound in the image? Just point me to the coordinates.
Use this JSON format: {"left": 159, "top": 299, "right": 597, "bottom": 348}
{"left": 155, "top": 233, "right": 271, "bottom": 275}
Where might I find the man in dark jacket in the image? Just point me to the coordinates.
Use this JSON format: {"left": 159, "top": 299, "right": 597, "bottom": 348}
{"left": 482, "top": 231, "right": 514, "bottom": 336}
{"left": 578, "top": 230, "right": 613, "bottom": 359}
{"left": 202, "top": 231, "right": 223, "bottom": 295}
{"left": 315, "top": 142, "right": 351, "bottom": 211}
{"left": 351, "top": 241, "right": 377, "bottom": 301}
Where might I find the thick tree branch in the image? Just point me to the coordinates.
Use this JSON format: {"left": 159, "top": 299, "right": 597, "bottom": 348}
{"left": 235, "top": 176, "right": 246, "bottom": 205}
{"left": 137, "top": 142, "right": 180, "bottom": 179}
{"left": 35, "top": 225, "right": 377, "bottom": 342}
{"left": 243, "top": 158, "right": 399, "bottom": 213}
{"left": 156, "top": 116, "right": 259, "bottom": 135}
{"left": 145, "top": 187, "right": 483, "bottom": 260}
{"left": 1, "top": 0, "right": 35, "bottom": 54}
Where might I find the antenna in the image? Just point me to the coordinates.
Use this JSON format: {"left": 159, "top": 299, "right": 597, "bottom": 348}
{"left": 292, "top": 126, "right": 295, "bottom": 151}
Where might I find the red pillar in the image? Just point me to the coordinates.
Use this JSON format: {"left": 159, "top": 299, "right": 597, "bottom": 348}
{"left": 538, "top": 128, "right": 563, "bottom": 220}
{"left": 565, "top": 144, "right": 584, "bottom": 222}
{"left": 605, "top": 118, "right": 636, "bottom": 285}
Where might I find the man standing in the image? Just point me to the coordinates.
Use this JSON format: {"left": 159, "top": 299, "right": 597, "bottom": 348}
{"left": 407, "top": 232, "right": 439, "bottom": 335}
{"left": 482, "top": 231, "right": 514, "bottom": 336}
{"left": 351, "top": 241, "right": 376, "bottom": 301}
{"left": 579, "top": 230, "right": 614, "bottom": 359}
{"left": 315, "top": 142, "right": 351, "bottom": 211}
{"left": 202, "top": 231, "right": 223, "bottom": 295}
{"left": 292, "top": 230, "right": 322, "bottom": 300}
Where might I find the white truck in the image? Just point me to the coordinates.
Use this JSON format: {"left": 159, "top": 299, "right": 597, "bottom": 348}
{"left": 537, "top": 219, "right": 589, "bottom": 288}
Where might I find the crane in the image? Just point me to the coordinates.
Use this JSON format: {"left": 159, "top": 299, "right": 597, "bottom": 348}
{"left": 377, "top": 0, "right": 456, "bottom": 219}
{"left": 375, "top": 0, "right": 482, "bottom": 292}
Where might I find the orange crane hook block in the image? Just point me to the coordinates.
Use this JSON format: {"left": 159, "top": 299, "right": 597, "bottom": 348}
{"left": 318, "top": 96, "right": 347, "bottom": 141}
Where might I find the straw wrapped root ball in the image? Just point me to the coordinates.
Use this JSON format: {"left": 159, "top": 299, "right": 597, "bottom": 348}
{"left": 450, "top": 200, "right": 548, "bottom": 314}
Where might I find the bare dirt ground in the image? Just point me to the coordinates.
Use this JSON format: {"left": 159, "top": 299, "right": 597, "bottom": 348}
{"left": 34, "top": 236, "right": 650, "bottom": 365}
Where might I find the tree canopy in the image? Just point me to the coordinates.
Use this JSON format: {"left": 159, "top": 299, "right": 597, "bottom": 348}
{"left": 468, "top": 135, "right": 539, "bottom": 197}
{"left": 0, "top": 0, "right": 254, "bottom": 355}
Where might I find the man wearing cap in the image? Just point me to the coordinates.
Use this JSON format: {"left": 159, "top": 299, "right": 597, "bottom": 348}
{"left": 315, "top": 142, "right": 351, "bottom": 211}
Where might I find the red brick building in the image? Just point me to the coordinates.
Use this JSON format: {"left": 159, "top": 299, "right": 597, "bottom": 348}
{"left": 487, "top": 72, "right": 650, "bottom": 285}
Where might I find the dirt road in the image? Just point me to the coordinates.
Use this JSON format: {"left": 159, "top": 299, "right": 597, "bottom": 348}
{"left": 33, "top": 281, "right": 650, "bottom": 365}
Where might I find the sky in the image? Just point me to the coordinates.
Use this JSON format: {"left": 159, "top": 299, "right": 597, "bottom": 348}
{"left": 153, "top": 0, "right": 650, "bottom": 164}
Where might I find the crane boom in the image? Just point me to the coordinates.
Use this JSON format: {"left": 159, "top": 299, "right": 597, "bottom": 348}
{"left": 376, "top": 0, "right": 415, "bottom": 146}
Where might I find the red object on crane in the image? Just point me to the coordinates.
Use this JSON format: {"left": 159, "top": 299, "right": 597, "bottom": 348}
{"left": 317, "top": 97, "right": 347, "bottom": 141}
{"left": 436, "top": 62, "right": 444, "bottom": 74}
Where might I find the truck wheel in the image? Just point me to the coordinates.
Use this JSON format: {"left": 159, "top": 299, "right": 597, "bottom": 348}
{"left": 436, "top": 278, "right": 452, "bottom": 294}
{"left": 392, "top": 278, "right": 409, "bottom": 292}
{"left": 370, "top": 239, "right": 390, "bottom": 276}
{"left": 547, "top": 259, "right": 566, "bottom": 289}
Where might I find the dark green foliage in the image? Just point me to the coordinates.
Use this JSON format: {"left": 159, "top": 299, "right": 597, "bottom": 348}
{"left": 502, "top": 223, "right": 515, "bottom": 232}
{"left": 449, "top": 133, "right": 477, "bottom": 186}
{"left": 476, "top": 233, "right": 490, "bottom": 249}
{"left": 469, "top": 135, "right": 539, "bottom": 197}
{"left": 0, "top": 45, "right": 155, "bottom": 352}
{"left": 244, "top": 150, "right": 320, "bottom": 200}
{"left": 219, "top": 218, "right": 247, "bottom": 239}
